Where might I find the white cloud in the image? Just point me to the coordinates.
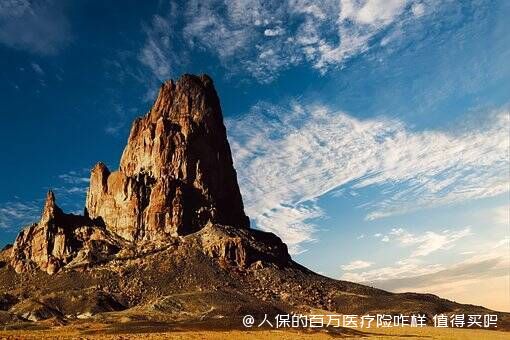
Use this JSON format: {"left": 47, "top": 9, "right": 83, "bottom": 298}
{"left": 0, "top": 0, "right": 71, "bottom": 55}
{"left": 50, "top": 168, "right": 93, "bottom": 214}
{"left": 345, "top": 249, "right": 508, "bottom": 287}
{"left": 30, "top": 62, "right": 44, "bottom": 75}
{"left": 227, "top": 103, "right": 509, "bottom": 252}
{"left": 411, "top": 3, "right": 426, "bottom": 17}
{"left": 139, "top": 15, "right": 176, "bottom": 81}
{"left": 103, "top": 103, "right": 139, "bottom": 136}
{"left": 311, "top": 0, "right": 416, "bottom": 71}
{"left": 140, "top": 0, "right": 435, "bottom": 82}
{"left": 0, "top": 189, "right": 88, "bottom": 232}
{"left": 0, "top": 200, "right": 40, "bottom": 229}
{"left": 340, "top": 0, "right": 407, "bottom": 25}
{"left": 104, "top": 122, "right": 125, "bottom": 136}
{"left": 341, "top": 257, "right": 444, "bottom": 282}
{"left": 360, "top": 239, "right": 510, "bottom": 311}
{"left": 341, "top": 260, "right": 373, "bottom": 271}
{"left": 264, "top": 27, "right": 285, "bottom": 37}
{"left": 58, "top": 171, "right": 90, "bottom": 185}
{"left": 183, "top": 1, "right": 256, "bottom": 60}
{"left": 492, "top": 205, "right": 509, "bottom": 226}
{"left": 378, "top": 227, "right": 472, "bottom": 257}
{"left": 0, "top": 166, "right": 95, "bottom": 230}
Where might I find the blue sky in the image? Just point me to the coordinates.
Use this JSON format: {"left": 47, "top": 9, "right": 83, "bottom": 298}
{"left": 0, "top": 0, "right": 509, "bottom": 311}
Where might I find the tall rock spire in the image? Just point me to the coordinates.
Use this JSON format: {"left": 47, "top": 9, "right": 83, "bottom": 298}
{"left": 12, "top": 191, "right": 94, "bottom": 274}
{"left": 85, "top": 74, "right": 249, "bottom": 241}
{"left": 40, "top": 190, "right": 63, "bottom": 225}
{"left": 10, "top": 74, "right": 288, "bottom": 275}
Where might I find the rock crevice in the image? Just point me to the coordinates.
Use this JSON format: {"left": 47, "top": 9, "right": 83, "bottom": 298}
{"left": 11, "top": 74, "right": 284, "bottom": 275}
{"left": 86, "top": 74, "right": 249, "bottom": 241}
{"left": 12, "top": 191, "right": 123, "bottom": 274}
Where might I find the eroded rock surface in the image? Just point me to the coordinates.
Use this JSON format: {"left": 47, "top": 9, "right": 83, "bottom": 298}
{"left": 4, "top": 75, "right": 510, "bottom": 331}
{"left": 11, "top": 74, "right": 281, "bottom": 275}
{"left": 195, "top": 223, "right": 290, "bottom": 268}
{"left": 85, "top": 74, "right": 249, "bottom": 241}
{"left": 11, "top": 192, "right": 123, "bottom": 275}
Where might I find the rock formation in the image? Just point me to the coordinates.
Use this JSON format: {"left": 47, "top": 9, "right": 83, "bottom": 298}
{"left": 3, "top": 74, "right": 509, "bottom": 332}
{"left": 11, "top": 191, "right": 123, "bottom": 274}
{"left": 11, "top": 191, "right": 69, "bottom": 274}
{"left": 85, "top": 74, "right": 249, "bottom": 241}
{"left": 11, "top": 74, "right": 277, "bottom": 275}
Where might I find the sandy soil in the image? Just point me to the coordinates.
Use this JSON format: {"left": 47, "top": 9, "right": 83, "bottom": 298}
{"left": 0, "top": 324, "right": 508, "bottom": 339}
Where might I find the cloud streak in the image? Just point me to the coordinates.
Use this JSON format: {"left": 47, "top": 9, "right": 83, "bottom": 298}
{"left": 356, "top": 238, "right": 510, "bottom": 311}
{"left": 375, "top": 227, "right": 472, "bottom": 257}
{"left": 139, "top": 14, "right": 179, "bottom": 81}
{"left": 341, "top": 259, "right": 373, "bottom": 271}
{"left": 140, "top": 0, "right": 437, "bottom": 82}
{"left": 227, "top": 103, "right": 509, "bottom": 252}
{"left": 58, "top": 171, "right": 89, "bottom": 185}
{"left": 0, "top": 200, "right": 40, "bottom": 230}
{"left": 0, "top": 0, "right": 71, "bottom": 55}
{"left": 0, "top": 167, "right": 92, "bottom": 231}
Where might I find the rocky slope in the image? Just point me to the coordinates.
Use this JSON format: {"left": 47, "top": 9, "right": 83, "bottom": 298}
{"left": 12, "top": 74, "right": 255, "bottom": 276}
{"left": 1, "top": 74, "right": 508, "bottom": 332}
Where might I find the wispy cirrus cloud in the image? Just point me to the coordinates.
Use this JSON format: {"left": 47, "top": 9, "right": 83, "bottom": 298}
{"left": 341, "top": 257, "right": 444, "bottom": 283}
{"left": 491, "top": 205, "right": 509, "bottom": 226}
{"left": 103, "top": 103, "right": 140, "bottom": 136}
{"left": 30, "top": 62, "right": 44, "bottom": 75}
{"left": 140, "top": 0, "right": 438, "bottom": 82}
{"left": 352, "top": 238, "right": 510, "bottom": 311}
{"left": 0, "top": 0, "right": 71, "bottom": 55}
{"left": 0, "top": 168, "right": 92, "bottom": 231}
{"left": 227, "top": 103, "right": 509, "bottom": 252}
{"left": 58, "top": 171, "right": 89, "bottom": 185}
{"left": 52, "top": 169, "right": 90, "bottom": 213}
{"left": 341, "top": 227, "right": 472, "bottom": 282}
{"left": 139, "top": 13, "right": 180, "bottom": 81}
{"left": 341, "top": 243, "right": 509, "bottom": 289}
{"left": 341, "top": 236, "right": 507, "bottom": 283}
{"left": 341, "top": 259, "right": 373, "bottom": 271}
{"left": 0, "top": 200, "right": 41, "bottom": 229}
{"left": 374, "top": 227, "right": 472, "bottom": 257}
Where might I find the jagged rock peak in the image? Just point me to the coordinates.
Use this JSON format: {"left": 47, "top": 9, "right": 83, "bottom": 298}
{"left": 149, "top": 74, "right": 217, "bottom": 123}
{"left": 11, "top": 191, "right": 123, "bottom": 275}
{"left": 9, "top": 74, "right": 289, "bottom": 276}
{"left": 86, "top": 74, "right": 250, "bottom": 241}
{"left": 40, "top": 190, "right": 63, "bottom": 225}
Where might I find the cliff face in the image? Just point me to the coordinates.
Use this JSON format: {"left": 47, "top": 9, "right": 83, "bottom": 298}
{"left": 11, "top": 192, "right": 123, "bottom": 274}
{"left": 11, "top": 74, "right": 281, "bottom": 275}
{"left": 85, "top": 74, "right": 249, "bottom": 241}
{"left": 11, "top": 191, "right": 68, "bottom": 275}
{"left": 4, "top": 75, "right": 508, "bottom": 331}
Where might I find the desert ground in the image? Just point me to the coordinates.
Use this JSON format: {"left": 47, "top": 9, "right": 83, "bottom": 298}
{"left": 0, "top": 322, "right": 508, "bottom": 339}
{"left": 0, "top": 314, "right": 508, "bottom": 340}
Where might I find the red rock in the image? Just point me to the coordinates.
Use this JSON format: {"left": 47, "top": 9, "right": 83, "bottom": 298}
{"left": 11, "top": 74, "right": 287, "bottom": 275}
{"left": 11, "top": 191, "right": 123, "bottom": 274}
{"left": 85, "top": 74, "right": 249, "bottom": 241}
